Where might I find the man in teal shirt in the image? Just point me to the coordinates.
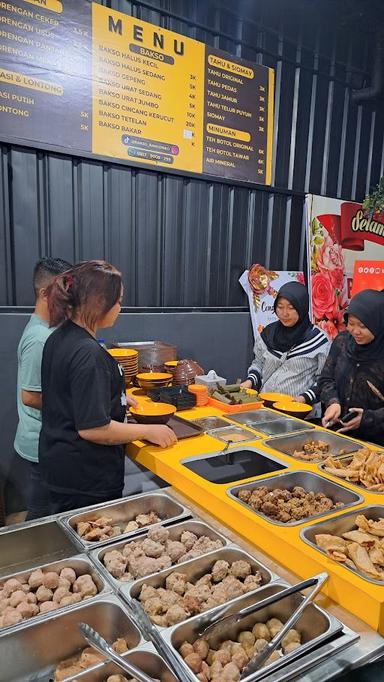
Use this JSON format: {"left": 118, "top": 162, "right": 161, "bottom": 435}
{"left": 14, "top": 257, "right": 71, "bottom": 520}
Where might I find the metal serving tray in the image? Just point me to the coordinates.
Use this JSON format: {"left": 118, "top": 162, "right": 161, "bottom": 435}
{"left": 0, "top": 519, "right": 81, "bottom": 579}
{"left": 301, "top": 505, "right": 384, "bottom": 585}
{"left": 229, "top": 409, "right": 285, "bottom": 426}
{"left": 166, "top": 582, "right": 353, "bottom": 682}
{"left": 191, "top": 416, "right": 233, "bottom": 431}
{"left": 255, "top": 418, "right": 315, "bottom": 436}
{"left": 122, "top": 547, "right": 278, "bottom": 630}
{"left": 0, "top": 594, "right": 142, "bottom": 681}
{"left": 91, "top": 519, "right": 230, "bottom": 590}
{"left": 264, "top": 430, "right": 364, "bottom": 463}
{"left": 208, "top": 424, "right": 259, "bottom": 444}
{"left": 60, "top": 491, "right": 190, "bottom": 550}
{"left": 319, "top": 453, "right": 384, "bottom": 493}
{"left": 0, "top": 554, "right": 110, "bottom": 635}
{"left": 60, "top": 647, "right": 178, "bottom": 682}
{"left": 181, "top": 447, "right": 288, "bottom": 485}
{"left": 227, "top": 471, "right": 363, "bottom": 526}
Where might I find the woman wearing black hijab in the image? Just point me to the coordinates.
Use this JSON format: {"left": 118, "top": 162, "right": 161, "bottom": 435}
{"left": 319, "top": 289, "right": 384, "bottom": 445}
{"left": 241, "top": 282, "right": 330, "bottom": 406}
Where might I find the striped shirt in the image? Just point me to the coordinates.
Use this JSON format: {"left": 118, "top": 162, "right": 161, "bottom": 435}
{"left": 247, "top": 328, "right": 330, "bottom": 404}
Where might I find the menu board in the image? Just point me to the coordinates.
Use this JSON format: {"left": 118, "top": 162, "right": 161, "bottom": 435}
{"left": 0, "top": 0, "right": 274, "bottom": 185}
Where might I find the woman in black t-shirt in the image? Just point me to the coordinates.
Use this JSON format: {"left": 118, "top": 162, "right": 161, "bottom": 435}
{"left": 40, "top": 260, "right": 177, "bottom": 514}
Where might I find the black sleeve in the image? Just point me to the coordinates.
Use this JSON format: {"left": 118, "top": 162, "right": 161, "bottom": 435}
{"left": 360, "top": 407, "right": 384, "bottom": 443}
{"left": 318, "top": 339, "right": 341, "bottom": 407}
{"left": 69, "top": 345, "right": 112, "bottom": 430}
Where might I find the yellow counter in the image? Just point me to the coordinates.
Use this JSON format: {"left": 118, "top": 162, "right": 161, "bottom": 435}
{"left": 126, "top": 393, "right": 384, "bottom": 634}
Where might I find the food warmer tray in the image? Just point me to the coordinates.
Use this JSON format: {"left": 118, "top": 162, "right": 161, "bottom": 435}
{"left": 0, "top": 554, "right": 110, "bottom": 636}
{"left": 165, "top": 581, "right": 357, "bottom": 682}
{"left": 301, "top": 505, "right": 384, "bottom": 586}
{"left": 120, "top": 547, "right": 279, "bottom": 631}
{"left": 0, "top": 593, "right": 144, "bottom": 680}
{"left": 229, "top": 409, "right": 287, "bottom": 426}
{"left": 264, "top": 430, "right": 364, "bottom": 463}
{"left": 207, "top": 424, "right": 260, "bottom": 444}
{"left": 0, "top": 519, "right": 81, "bottom": 579}
{"left": 91, "top": 519, "right": 231, "bottom": 590}
{"left": 254, "top": 418, "right": 316, "bottom": 436}
{"left": 190, "top": 416, "right": 234, "bottom": 431}
{"left": 59, "top": 491, "right": 191, "bottom": 550}
{"left": 227, "top": 471, "right": 363, "bottom": 526}
{"left": 60, "top": 646, "right": 178, "bottom": 682}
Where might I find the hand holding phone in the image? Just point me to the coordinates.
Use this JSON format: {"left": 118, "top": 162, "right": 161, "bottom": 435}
{"left": 340, "top": 410, "right": 359, "bottom": 423}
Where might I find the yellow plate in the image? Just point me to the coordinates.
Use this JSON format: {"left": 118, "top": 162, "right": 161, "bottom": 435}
{"left": 260, "top": 392, "right": 291, "bottom": 403}
{"left": 136, "top": 372, "right": 173, "bottom": 381}
{"left": 164, "top": 361, "right": 178, "bottom": 368}
{"left": 108, "top": 348, "right": 138, "bottom": 357}
{"left": 273, "top": 401, "right": 312, "bottom": 415}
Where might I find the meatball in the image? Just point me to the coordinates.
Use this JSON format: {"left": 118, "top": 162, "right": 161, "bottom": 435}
{"left": 9, "top": 590, "right": 27, "bottom": 608}
{"left": 281, "top": 628, "right": 301, "bottom": 648}
{"left": 43, "top": 571, "right": 60, "bottom": 590}
{"left": 72, "top": 575, "right": 98, "bottom": 597}
{"left": 283, "top": 641, "right": 301, "bottom": 654}
{"left": 57, "top": 577, "right": 72, "bottom": 591}
{"left": 232, "top": 649, "right": 249, "bottom": 670}
{"left": 143, "top": 596, "right": 164, "bottom": 616}
{"left": 27, "top": 570, "right": 44, "bottom": 590}
{"left": 60, "top": 567, "right": 76, "bottom": 585}
{"left": 243, "top": 574, "right": 262, "bottom": 589}
{"left": 39, "top": 601, "right": 59, "bottom": 614}
{"left": 0, "top": 598, "right": 9, "bottom": 613}
{"left": 211, "top": 560, "right": 229, "bottom": 582}
{"left": 180, "top": 531, "right": 198, "bottom": 551}
{"left": 16, "top": 601, "right": 39, "bottom": 618}
{"left": 165, "top": 572, "right": 188, "bottom": 595}
{"left": 141, "top": 539, "right": 164, "bottom": 558}
{"left": 221, "top": 662, "right": 241, "bottom": 681}
{"left": 130, "top": 556, "right": 161, "bottom": 578}
{"left": 157, "top": 554, "right": 172, "bottom": 571}
{"left": 138, "top": 584, "right": 157, "bottom": 602}
{"left": 193, "top": 638, "right": 210, "bottom": 659}
{"left": 267, "top": 617, "right": 284, "bottom": 637}
{"left": 238, "top": 631, "right": 255, "bottom": 648}
{"left": 36, "top": 586, "right": 53, "bottom": 603}
{"left": 180, "top": 641, "right": 194, "bottom": 658}
{"left": 165, "top": 540, "right": 186, "bottom": 562}
{"left": 3, "top": 578, "right": 24, "bottom": 596}
{"left": 60, "top": 593, "right": 82, "bottom": 607}
{"left": 103, "top": 550, "right": 127, "bottom": 579}
{"left": 252, "top": 623, "right": 271, "bottom": 642}
{"left": 254, "top": 638, "right": 269, "bottom": 653}
{"left": 112, "top": 637, "right": 129, "bottom": 654}
{"left": 212, "top": 649, "right": 231, "bottom": 665}
{"left": 124, "top": 521, "right": 139, "bottom": 532}
{"left": 230, "top": 560, "right": 252, "bottom": 580}
{"left": 147, "top": 526, "right": 169, "bottom": 544}
{"left": 25, "top": 592, "right": 37, "bottom": 604}
{"left": 184, "top": 652, "right": 203, "bottom": 674}
{"left": 165, "top": 604, "right": 189, "bottom": 626}
{"left": 210, "top": 660, "right": 223, "bottom": 678}
{"left": 53, "top": 586, "right": 70, "bottom": 603}
{"left": 3, "top": 608, "right": 23, "bottom": 626}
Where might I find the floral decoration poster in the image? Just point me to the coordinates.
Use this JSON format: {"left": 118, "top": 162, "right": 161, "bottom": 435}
{"left": 306, "top": 194, "right": 384, "bottom": 339}
{"left": 240, "top": 265, "right": 304, "bottom": 339}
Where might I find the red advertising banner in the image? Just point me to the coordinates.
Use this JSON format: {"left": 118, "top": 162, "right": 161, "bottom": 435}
{"left": 306, "top": 195, "right": 384, "bottom": 339}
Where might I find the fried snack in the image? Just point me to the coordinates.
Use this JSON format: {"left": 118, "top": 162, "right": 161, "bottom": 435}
{"left": 323, "top": 449, "right": 384, "bottom": 491}
{"left": 54, "top": 636, "right": 133, "bottom": 681}
{"left": 315, "top": 514, "right": 384, "bottom": 580}
{"left": 238, "top": 485, "right": 342, "bottom": 523}
{"left": 293, "top": 440, "right": 332, "bottom": 462}
{"left": 75, "top": 511, "right": 163, "bottom": 542}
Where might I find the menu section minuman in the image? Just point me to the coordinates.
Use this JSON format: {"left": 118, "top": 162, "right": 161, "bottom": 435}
{"left": 0, "top": 0, "right": 274, "bottom": 185}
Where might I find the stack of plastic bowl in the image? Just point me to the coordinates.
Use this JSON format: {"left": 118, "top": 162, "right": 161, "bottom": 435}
{"left": 188, "top": 384, "right": 209, "bottom": 406}
{"left": 173, "top": 359, "right": 204, "bottom": 386}
{"left": 136, "top": 372, "right": 173, "bottom": 392}
{"left": 108, "top": 348, "right": 138, "bottom": 386}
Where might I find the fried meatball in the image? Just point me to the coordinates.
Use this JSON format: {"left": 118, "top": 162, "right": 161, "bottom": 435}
{"left": 244, "top": 573, "right": 261, "bottom": 589}
{"left": 281, "top": 628, "right": 301, "bottom": 648}
{"left": 210, "top": 660, "right": 223, "bottom": 678}
{"left": 238, "top": 631, "right": 255, "bottom": 647}
{"left": 28, "top": 570, "right": 45, "bottom": 590}
{"left": 212, "top": 649, "right": 231, "bottom": 666}
{"left": 180, "top": 641, "right": 194, "bottom": 658}
{"left": 221, "top": 662, "right": 241, "bottom": 681}
{"left": 151, "top": 614, "right": 168, "bottom": 627}
{"left": 211, "top": 560, "right": 229, "bottom": 582}
{"left": 283, "top": 641, "right": 301, "bottom": 654}
{"left": 165, "top": 604, "right": 189, "bottom": 625}
{"left": 112, "top": 637, "right": 129, "bottom": 654}
{"left": 3, "top": 608, "right": 23, "bottom": 626}
{"left": 230, "top": 560, "right": 252, "bottom": 580}
{"left": 43, "top": 571, "right": 60, "bottom": 590}
{"left": 79, "top": 647, "right": 104, "bottom": 667}
{"left": 124, "top": 521, "right": 139, "bottom": 532}
{"left": 57, "top": 577, "right": 72, "bottom": 591}
{"left": 147, "top": 526, "right": 169, "bottom": 544}
{"left": 267, "top": 617, "right": 284, "bottom": 637}
{"left": 3, "top": 578, "right": 24, "bottom": 596}
{"left": 36, "top": 586, "right": 53, "bottom": 603}
{"left": 254, "top": 638, "right": 269, "bottom": 653}
{"left": 129, "top": 555, "right": 160, "bottom": 578}
{"left": 143, "top": 596, "right": 164, "bottom": 616}
{"left": 16, "top": 601, "right": 39, "bottom": 618}
{"left": 138, "top": 584, "right": 157, "bottom": 602}
{"left": 165, "top": 540, "right": 186, "bottom": 562}
{"left": 157, "top": 554, "right": 172, "bottom": 571}
{"left": 232, "top": 649, "right": 249, "bottom": 670}
{"left": 252, "top": 623, "right": 271, "bottom": 641}
{"left": 103, "top": 550, "right": 127, "bottom": 579}
{"left": 53, "top": 586, "right": 70, "bottom": 603}
{"left": 141, "top": 539, "right": 164, "bottom": 558}
{"left": 0, "top": 598, "right": 9, "bottom": 614}
{"left": 165, "top": 572, "right": 188, "bottom": 595}
{"left": 184, "top": 652, "right": 203, "bottom": 674}
{"left": 180, "top": 531, "right": 198, "bottom": 551}
{"left": 193, "top": 638, "right": 210, "bottom": 660}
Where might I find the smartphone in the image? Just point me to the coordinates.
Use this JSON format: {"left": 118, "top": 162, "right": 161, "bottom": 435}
{"left": 340, "top": 410, "right": 359, "bottom": 423}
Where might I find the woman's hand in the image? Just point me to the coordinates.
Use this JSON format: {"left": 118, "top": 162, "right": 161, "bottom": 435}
{"left": 240, "top": 380, "right": 252, "bottom": 389}
{"left": 337, "top": 408, "right": 363, "bottom": 434}
{"left": 144, "top": 425, "right": 177, "bottom": 448}
{"left": 322, "top": 403, "right": 341, "bottom": 428}
{"left": 126, "top": 394, "right": 139, "bottom": 409}
{"left": 293, "top": 396, "right": 306, "bottom": 404}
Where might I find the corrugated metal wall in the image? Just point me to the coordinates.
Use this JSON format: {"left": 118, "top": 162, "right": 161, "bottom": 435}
{"left": 0, "top": 0, "right": 383, "bottom": 306}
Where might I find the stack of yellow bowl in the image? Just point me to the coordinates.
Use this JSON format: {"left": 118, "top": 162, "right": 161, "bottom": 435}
{"left": 136, "top": 372, "right": 173, "bottom": 392}
{"left": 108, "top": 348, "right": 138, "bottom": 386}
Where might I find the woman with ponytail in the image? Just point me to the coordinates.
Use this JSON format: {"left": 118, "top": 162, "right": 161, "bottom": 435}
{"left": 39, "top": 260, "right": 176, "bottom": 514}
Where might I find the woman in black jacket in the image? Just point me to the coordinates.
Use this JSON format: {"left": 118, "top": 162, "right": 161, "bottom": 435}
{"left": 319, "top": 289, "right": 384, "bottom": 446}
